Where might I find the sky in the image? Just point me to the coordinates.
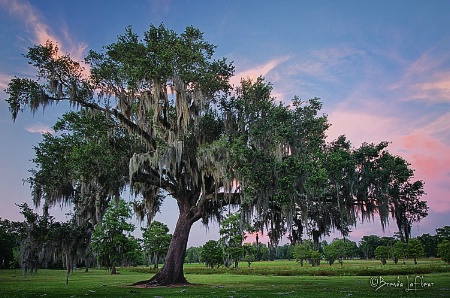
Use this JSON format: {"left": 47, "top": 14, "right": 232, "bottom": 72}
{"left": 0, "top": 0, "right": 449, "bottom": 247}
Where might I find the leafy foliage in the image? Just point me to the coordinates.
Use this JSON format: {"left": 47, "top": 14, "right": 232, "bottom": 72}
{"left": 201, "top": 240, "right": 223, "bottom": 269}
{"left": 0, "top": 218, "right": 23, "bottom": 269}
{"left": 408, "top": 238, "right": 425, "bottom": 264}
{"left": 90, "top": 199, "right": 137, "bottom": 274}
{"left": 219, "top": 212, "right": 248, "bottom": 269}
{"left": 374, "top": 246, "right": 389, "bottom": 265}
{"left": 393, "top": 241, "right": 408, "bottom": 264}
{"left": 141, "top": 221, "right": 172, "bottom": 269}
{"left": 293, "top": 240, "right": 320, "bottom": 266}
{"left": 417, "top": 233, "right": 438, "bottom": 258}
{"left": 437, "top": 240, "right": 450, "bottom": 263}
{"left": 185, "top": 246, "right": 202, "bottom": 264}
{"left": 359, "top": 235, "right": 383, "bottom": 259}
{"left": 323, "top": 238, "right": 354, "bottom": 266}
{"left": 28, "top": 111, "right": 138, "bottom": 227}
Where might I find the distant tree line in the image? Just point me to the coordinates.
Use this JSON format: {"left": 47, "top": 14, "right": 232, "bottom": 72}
{"left": 1, "top": 208, "right": 450, "bottom": 276}
{"left": 0, "top": 201, "right": 172, "bottom": 282}
{"left": 183, "top": 214, "right": 450, "bottom": 268}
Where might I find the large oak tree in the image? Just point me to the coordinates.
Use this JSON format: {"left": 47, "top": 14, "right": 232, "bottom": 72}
{"left": 5, "top": 24, "right": 428, "bottom": 286}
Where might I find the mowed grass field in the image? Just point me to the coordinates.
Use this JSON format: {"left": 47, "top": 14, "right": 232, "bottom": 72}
{"left": 1, "top": 259, "right": 449, "bottom": 298}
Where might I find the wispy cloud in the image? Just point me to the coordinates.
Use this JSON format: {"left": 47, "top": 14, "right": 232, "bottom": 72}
{"left": 411, "top": 73, "right": 450, "bottom": 102}
{"left": 392, "top": 50, "right": 450, "bottom": 103}
{"left": 151, "top": 0, "right": 171, "bottom": 16}
{"left": 25, "top": 122, "right": 54, "bottom": 134}
{"left": 232, "top": 56, "right": 290, "bottom": 86}
{"left": 416, "top": 112, "right": 450, "bottom": 146}
{"left": 0, "top": 0, "right": 88, "bottom": 62}
{"left": 230, "top": 55, "right": 290, "bottom": 101}
{"left": 287, "top": 46, "right": 366, "bottom": 83}
{"left": 1, "top": 0, "right": 60, "bottom": 46}
{"left": 0, "top": 74, "right": 10, "bottom": 91}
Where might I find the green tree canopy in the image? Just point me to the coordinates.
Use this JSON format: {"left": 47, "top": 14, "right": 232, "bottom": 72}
{"left": 374, "top": 246, "right": 389, "bottom": 265}
{"left": 0, "top": 218, "right": 23, "bottom": 269}
{"left": 91, "top": 199, "right": 136, "bottom": 274}
{"left": 323, "top": 238, "right": 347, "bottom": 266}
{"left": 359, "top": 235, "right": 382, "bottom": 259}
{"left": 200, "top": 240, "right": 223, "bottom": 269}
{"left": 393, "top": 241, "right": 408, "bottom": 264}
{"left": 185, "top": 246, "right": 202, "bottom": 264}
{"left": 408, "top": 238, "right": 425, "bottom": 264}
{"left": 436, "top": 226, "right": 450, "bottom": 242}
{"left": 219, "top": 212, "right": 248, "bottom": 269}
{"left": 27, "top": 110, "right": 138, "bottom": 227}
{"left": 437, "top": 240, "right": 450, "bottom": 263}
{"left": 141, "top": 221, "right": 172, "bottom": 269}
{"left": 417, "top": 233, "right": 438, "bottom": 258}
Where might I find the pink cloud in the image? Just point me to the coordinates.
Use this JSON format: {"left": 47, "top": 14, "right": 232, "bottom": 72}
{"left": 244, "top": 232, "right": 270, "bottom": 245}
{"left": 395, "top": 130, "right": 450, "bottom": 213}
{"left": 0, "top": 74, "right": 10, "bottom": 90}
{"left": 326, "top": 109, "right": 401, "bottom": 147}
{"left": 25, "top": 122, "right": 54, "bottom": 134}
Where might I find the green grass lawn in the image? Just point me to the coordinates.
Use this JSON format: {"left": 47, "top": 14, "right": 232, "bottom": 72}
{"left": 1, "top": 259, "right": 449, "bottom": 297}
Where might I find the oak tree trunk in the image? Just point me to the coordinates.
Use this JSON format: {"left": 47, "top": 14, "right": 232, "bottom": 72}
{"left": 154, "top": 253, "right": 159, "bottom": 269}
{"left": 133, "top": 197, "right": 197, "bottom": 286}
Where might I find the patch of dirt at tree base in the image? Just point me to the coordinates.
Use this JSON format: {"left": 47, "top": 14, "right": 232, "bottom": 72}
{"left": 129, "top": 282, "right": 201, "bottom": 288}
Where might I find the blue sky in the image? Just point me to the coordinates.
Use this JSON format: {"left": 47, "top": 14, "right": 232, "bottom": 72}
{"left": 0, "top": 0, "right": 449, "bottom": 246}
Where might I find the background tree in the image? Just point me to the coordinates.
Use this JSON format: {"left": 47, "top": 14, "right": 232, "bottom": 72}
{"left": 200, "top": 240, "right": 223, "bottom": 269}
{"left": 243, "top": 243, "right": 256, "bottom": 267}
{"left": 408, "top": 238, "right": 425, "bottom": 264}
{"left": 253, "top": 242, "right": 270, "bottom": 261}
{"left": 323, "top": 238, "right": 346, "bottom": 266}
{"left": 437, "top": 240, "right": 450, "bottom": 263}
{"left": 275, "top": 244, "right": 294, "bottom": 260}
{"left": 323, "top": 242, "right": 339, "bottom": 266}
{"left": 219, "top": 212, "right": 246, "bottom": 269}
{"left": 417, "top": 233, "right": 438, "bottom": 258}
{"left": 141, "top": 221, "right": 172, "bottom": 269}
{"left": 90, "top": 199, "right": 135, "bottom": 274}
{"left": 293, "top": 240, "right": 320, "bottom": 266}
{"left": 0, "top": 218, "right": 23, "bottom": 269}
{"left": 185, "top": 246, "right": 202, "bottom": 264}
{"left": 393, "top": 241, "right": 408, "bottom": 264}
{"left": 380, "top": 236, "right": 397, "bottom": 263}
{"left": 436, "top": 226, "right": 450, "bottom": 242}
{"left": 435, "top": 226, "right": 450, "bottom": 264}
{"left": 343, "top": 240, "right": 358, "bottom": 259}
{"left": 374, "top": 246, "right": 389, "bottom": 265}
{"left": 16, "top": 203, "right": 53, "bottom": 275}
{"left": 50, "top": 219, "right": 92, "bottom": 284}
{"left": 359, "top": 235, "right": 382, "bottom": 259}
